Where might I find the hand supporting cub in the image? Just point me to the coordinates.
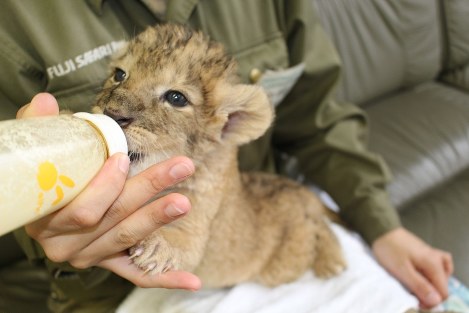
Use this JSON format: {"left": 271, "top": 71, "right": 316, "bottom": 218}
{"left": 17, "top": 93, "right": 201, "bottom": 290}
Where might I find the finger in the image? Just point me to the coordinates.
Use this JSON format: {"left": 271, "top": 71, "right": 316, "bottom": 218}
{"left": 17, "top": 93, "right": 59, "bottom": 119}
{"left": 26, "top": 153, "right": 130, "bottom": 237}
{"left": 71, "top": 193, "right": 191, "bottom": 268}
{"left": 25, "top": 153, "right": 130, "bottom": 263}
{"left": 62, "top": 156, "right": 193, "bottom": 250}
{"left": 442, "top": 252, "right": 454, "bottom": 277}
{"left": 99, "top": 156, "right": 194, "bottom": 227}
{"left": 418, "top": 255, "right": 449, "bottom": 300}
{"left": 99, "top": 253, "right": 202, "bottom": 290}
{"left": 398, "top": 262, "right": 442, "bottom": 308}
{"left": 32, "top": 156, "right": 193, "bottom": 235}
{"left": 27, "top": 156, "right": 193, "bottom": 263}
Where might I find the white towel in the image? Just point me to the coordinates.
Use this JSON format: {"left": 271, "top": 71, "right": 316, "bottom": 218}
{"left": 117, "top": 224, "right": 418, "bottom": 313}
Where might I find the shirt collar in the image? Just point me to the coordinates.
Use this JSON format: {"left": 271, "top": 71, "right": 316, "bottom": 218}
{"left": 166, "top": 0, "right": 198, "bottom": 23}
{"left": 86, "top": 0, "right": 199, "bottom": 23}
{"left": 86, "top": 0, "right": 105, "bottom": 15}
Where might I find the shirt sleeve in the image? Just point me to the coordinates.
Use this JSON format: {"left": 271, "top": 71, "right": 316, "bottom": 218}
{"left": 273, "top": 0, "right": 401, "bottom": 244}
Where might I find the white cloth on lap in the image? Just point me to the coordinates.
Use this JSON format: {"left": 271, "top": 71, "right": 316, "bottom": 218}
{"left": 117, "top": 224, "right": 418, "bottom": 313}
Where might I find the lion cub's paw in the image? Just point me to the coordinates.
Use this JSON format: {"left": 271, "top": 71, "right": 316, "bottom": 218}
{"left": 129, "top": 235, "right": 180, "bottom": 275}
{"left": 313, "top": 251, "right": 347, "bottom": 278}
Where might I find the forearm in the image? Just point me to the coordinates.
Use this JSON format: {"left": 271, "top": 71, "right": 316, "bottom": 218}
{"left": 271, "top": 0, "right": 401, "bottom": 244}
{"left": 276, "top": 99, "right": 401, "bottom": 244}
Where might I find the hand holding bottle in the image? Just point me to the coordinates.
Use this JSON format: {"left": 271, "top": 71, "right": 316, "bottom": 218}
{"left": 18, "top": 93, "right": 201, "bottom": 290}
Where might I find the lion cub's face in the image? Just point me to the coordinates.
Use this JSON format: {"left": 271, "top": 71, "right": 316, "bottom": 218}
{"left": 94, "top": 24, "right": 273, "bottom": 176}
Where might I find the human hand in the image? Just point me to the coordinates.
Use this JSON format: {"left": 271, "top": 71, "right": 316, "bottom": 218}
{"left": 17, "top": 93, "right": 202, "bottom": 290}
{"left": 372, "top": 227, "right": 453, "bottom": 308}
{"left": 16, "top": 92, "right": 60, "bottom": 118}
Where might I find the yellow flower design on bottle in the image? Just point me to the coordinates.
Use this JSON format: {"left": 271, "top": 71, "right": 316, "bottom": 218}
{"left": 36, "top": 161, "right": 75, "bottom": 213}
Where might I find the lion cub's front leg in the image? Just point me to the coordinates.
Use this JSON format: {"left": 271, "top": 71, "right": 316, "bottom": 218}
{"left": 129, "top": 222, "right": 208, "bottom": 274}
{"left": 129, "top": 232, "right": 180, "bottom": 274}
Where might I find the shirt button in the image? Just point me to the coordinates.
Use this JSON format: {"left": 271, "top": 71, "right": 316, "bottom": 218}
{"left": 249, "top": 68, "right": 263, "bottom": 83}
{"left": 51, "top": 291, "right": 59, "bottom": 300}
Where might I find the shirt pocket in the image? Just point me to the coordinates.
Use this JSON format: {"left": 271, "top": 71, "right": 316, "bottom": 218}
{"left": 233, "top": 35, "right": 304, "bottom": 107}
{"left": 256, "top": 63, "right": 305, "bottom": 107}
{"left": 234, "top": 33, "right": 289, "bottom": 84}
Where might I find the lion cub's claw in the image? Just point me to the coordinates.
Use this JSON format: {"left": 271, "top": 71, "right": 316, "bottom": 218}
{"left": 313, "top": 254, "right": 347, "bottom": 279}
{"left": 129, "top": 246, "right": 144, "bottom": 260}
{"left": 129, "top": 238, "right": 178, "bottom": 275}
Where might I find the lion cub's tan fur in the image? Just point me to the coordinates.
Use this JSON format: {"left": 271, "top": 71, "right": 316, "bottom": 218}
{"left": 94, "top": 23, "right": 345, "bottom": 288}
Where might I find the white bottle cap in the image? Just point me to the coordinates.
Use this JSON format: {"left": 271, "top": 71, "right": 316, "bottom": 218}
{"left": 73, "top": 112, "right": 128, "bottom": 157}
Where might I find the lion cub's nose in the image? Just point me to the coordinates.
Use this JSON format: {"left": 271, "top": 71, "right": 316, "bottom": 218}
{"left": 103, "top": 109, "right": 134, "bottom": 128}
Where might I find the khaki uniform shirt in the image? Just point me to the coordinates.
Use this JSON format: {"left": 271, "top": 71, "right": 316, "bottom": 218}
{"left": 0, "top": 0, "right": 400, "bottom": 311}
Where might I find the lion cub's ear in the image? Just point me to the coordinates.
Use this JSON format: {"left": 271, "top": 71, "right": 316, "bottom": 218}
{"left": 214, "top": 83, "right": 274, "bottom": 146}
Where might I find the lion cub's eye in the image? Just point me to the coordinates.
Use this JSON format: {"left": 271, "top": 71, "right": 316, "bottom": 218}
{"left": 164, "top": 90, "right": 189, "bottom": 107}
{"left": 113, "top": 68, "right": 127, "bottom": 83}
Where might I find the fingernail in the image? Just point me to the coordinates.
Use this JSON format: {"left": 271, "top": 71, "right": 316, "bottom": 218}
{"left": 169, "top": 162, "right": 193, "bottom": 179}
{"left": 425, "top": 291, "right": 441, "bottom": 306}
{"left": 118, "top": 154, "right": 130, "bottom": 174}
{"left": 164, "top": 203, "right": 187, "bottom": 217}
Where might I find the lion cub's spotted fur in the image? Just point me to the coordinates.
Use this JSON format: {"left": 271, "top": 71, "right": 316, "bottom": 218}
{"left": 94, "top": 23, "right": 346, "bottom": 288}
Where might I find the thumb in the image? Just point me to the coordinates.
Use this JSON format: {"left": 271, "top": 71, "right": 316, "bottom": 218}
{"left": 17, "top": 93, "right": 59, "bottom": 119}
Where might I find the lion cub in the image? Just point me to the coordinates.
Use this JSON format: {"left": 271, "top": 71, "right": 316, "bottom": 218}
{"left": 94, "top": 23, "right": 346, "bottom": 288}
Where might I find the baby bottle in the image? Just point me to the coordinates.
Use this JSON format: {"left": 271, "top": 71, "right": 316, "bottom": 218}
{"left": 0, "top": 113, "right": 127, "bottom": 236}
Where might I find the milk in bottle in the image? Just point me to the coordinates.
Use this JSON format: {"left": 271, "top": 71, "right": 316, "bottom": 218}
{"left": 0, "top": 113, "right": 127, "bottom": 236}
